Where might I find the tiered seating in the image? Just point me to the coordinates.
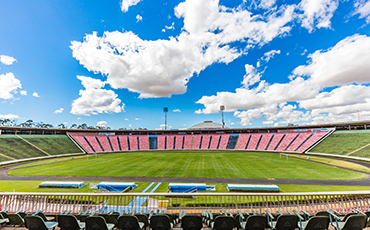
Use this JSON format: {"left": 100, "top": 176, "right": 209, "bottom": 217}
{"left": 200, "top": 134, "right": 211, "bottom": 149}
{"left": 166, "top": 134, "right": 175, "bottom": 149}
{"left": 183, "top": 134, "right": 193, "bottom": 149}
{"left": 108, "top": 135, "right": 120, "bottom": 151}
{"left": 267, "top": 133, "right": 285, "bottom": 151}
{"left": 129, "top": 135, "right": 138, "bottom": 150}
{"left": 235, "top": 133, "right": 250, "bottom": 150}
{"left": 138, "top": 135, "right": 149, "bottom": 150}
{"left": 192, "top": 134, "right": 201, "bottom": 149}
{"left": 286, "top": 132, "right": 313, "bottom": 152}
{"left": 96, "top": 135, "right": 112, "bottom": 152}
{"left": 209, "top": 134, "right": 220, "bottom": 149}
{"left": 72, "top": 135, "right": 94, "bottom": 153}
{"left": 118, "top": 135, "right": 129, "bottom": 151}
{"left": 157, "top": 134, "right": 166, "bottom": 150}
{"left": 175, "top": 134, "right": 183, "bottom": 149}
{"left": 84, "top": 135, "right": 103, "bottom": 152}
{"left": 257, "top": 133, "right": 273, "bottom": 150}
{"left": 296, "top": 131, "right": 329, "bottom": 152}
{"left": 247, "top": 133, "right": 262, "bottom": 150}
{"left": 275, "top": 132, "right": 299, "bottom": 151}
{"left": 218, "top": 134, "right": 230, "bottom": 149}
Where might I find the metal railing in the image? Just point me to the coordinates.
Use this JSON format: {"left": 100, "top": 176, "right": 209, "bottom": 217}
{"left": 1, "top": 191, "right": 370, "bottom": 214}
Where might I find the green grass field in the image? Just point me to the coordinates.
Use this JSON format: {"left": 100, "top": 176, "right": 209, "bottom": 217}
{"left": 310, "top": 130, "right": 370, "bottom": 155}
{"left": 20, "top": 135, "right": 82, "bottom": 155}
{"left": 8, "top": 151, "right": 367, "bottom": 180}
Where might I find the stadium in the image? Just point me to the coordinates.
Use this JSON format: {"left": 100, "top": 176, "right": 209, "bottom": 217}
{"left": 1, "top": 120, "right": 370, "bottom": 229}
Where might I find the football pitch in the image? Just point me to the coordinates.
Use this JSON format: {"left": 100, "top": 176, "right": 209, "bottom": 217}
{"left": 8, "top": 150, "right": 367, "bottom": 180}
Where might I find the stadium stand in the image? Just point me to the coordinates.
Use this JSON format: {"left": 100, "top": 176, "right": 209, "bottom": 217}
{"left": 257, "top": 133, "right": 273, "bottom": 150}
{"left": 71, "top": 135, "right": 94, "bottom": 153}
{"left": 183, "top": 134, "right": 193, "bottom": 149}
{"left": 149, "top": 135, "right": 157, "bottom": 149}
{"left": 96, "top": 135, "right": 112, "bottom": 152}
{"left": 139, "top": 135, "right": 149, "bottom": 150}
{"left": 84, "top": 135, "right": 103, "bottom": 152}
{"left": 157, "top": 134, "right": 166, "bottom": 150}
{"left": 166, "top": 134, "right": 175, "bottom": 150}
{"left": 226, "top": 134, "right": 239, "bottom": 149}
{"left": 175, "top": 134, "right": 184, "bottom": 150}
{"left": 247, "top": 133, "right": 262, "bottom": 150}
{"left": 235, "top": 133, "right": 250, "bottom": 150}
{"left": 218, "top": 134, "right": 230, "bottom": 149}
{"left": 267, "top": 133, "right": 285, "bottom": 151}
{"left": 192, "top": 134, "right": 201, "bottom": 149}
{"left": 285, "top": 132, "right": 313, "bottom": 152}
{"left": 275, "top": 132, "right": 299, "bottom": 151}
{"left": 108, "top": 135, "right": 120, "bottom": 152}
{"left": 209, "top": 134, "right": 221, "bottom": 149}
{"left": 200, "top": 134, "right": 211, "bottom": 149}
{"left": 129, "top": 135, "right": 138, "bottom": 151}
{"left": 296, "top": 131, "right": 329, "bottom": 152}
{"left": 118, "top": 135, "right": 129, "bottom": 151}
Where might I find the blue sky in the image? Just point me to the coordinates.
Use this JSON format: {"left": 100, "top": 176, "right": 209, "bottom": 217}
{"left": 1, "top": 0, "right": 370, "bottom": 130}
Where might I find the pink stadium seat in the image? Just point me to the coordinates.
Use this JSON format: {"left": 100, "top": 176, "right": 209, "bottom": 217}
{"left": 183, "top": 134, "right": 193, "bottom": 149}
{"left": 166, "top": 134, "right": 175, "bottom": 149}
{"left": 175, "top": 134, "right": 184, "bottom": 149}
{"left": 118, "top": 135, "right": 129, "bottom": 151}
{"left": 275, "top": 132, "right": 299, "bottom": 151}
{"left": 218, "top": 134, "right": 230, "bottom": 149}
{"left": 139, "top": 135, "right": 149, "bottom": 150}
{"left": 129, "top": 135, "right": 138, "bottom": 150}
{"left": 192, "top": 134, "right": 201, "bottom": 149}
{"left": 108, "top": 135, "right": 120, "bottom": 152}
{"left": 235, "top": 133, "right": 250, "bottom": 150}
{"left": 267, "top": 133, "right": 285, "bottom": 151}
{"left": 157, "top": 134, "right": 166, "bottom": 150}
{"left": 296, "top": 131, "right": 329, "bottom": 152}
{"left": 71, "top": 135, "right": 94, "bottom": 153}
{"left": 96, "top": 135, "right": 112, "bottom": 152}
{"left": 209, "top": 134, "right": 220, "bottom": 149}
{"left": 84, "top": 135, "right": 103, "bottom": 152}
{"left": 257, "top": 133, "right": 273, "bottom": 150}
{"left": 247, "top": 133, "right": 262, "bottom": 150}
{"left": 286, "top": 132, "right": 313, "bottom": 152}
{"left": 201, "top": 134, "right": 211, "bottom": 149}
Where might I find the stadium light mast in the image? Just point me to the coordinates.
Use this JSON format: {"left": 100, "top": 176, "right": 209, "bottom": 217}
{"left": 220, "top": 105, "right": 225, "bottom": 129}
{"left": 164, "top": 107, "right": 168, "bottom": 130}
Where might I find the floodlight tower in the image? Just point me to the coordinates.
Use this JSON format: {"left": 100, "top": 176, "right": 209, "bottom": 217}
{"left": 164, "top": 107, "right": 168, "bottom": 130}
{"left": 220, "top": 105, "right": 225, "bottom": 129}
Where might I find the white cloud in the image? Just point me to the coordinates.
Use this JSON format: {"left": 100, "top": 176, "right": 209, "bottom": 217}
{"left": 71, "top": 0, "right": 295, "bottom": 99}
{"left": 120, "top": 0, "right": 141, "bottom": 12}
{"left": 353, "top": 0, "right": 370, "bottom": 23}
{"left": 70, "top": 75, "right": 125, "bottom": 116}
{"left": 124, "top": 118, "right": 129, "bottom": 120}
{"left": 32, "top": 92, "right": 40, "bottom": 97}
{"left": 0, "top": 114, "right": 19, "bottom": 119}
{"left": 54, "top": 108, "right": 64, "bottom": 114}
{"left": 0, "top": 72, "right": 22, "bottom": 99}
{"left": 135, "top": 118, "right": 141, "bottom": 120}
{"left": 241, "top": 64, "right": 262, "bottom": 88}
{"left": 162, "top": 22, "right": 175, "bottom": 32}
{"left": 136, "top": 14, "right": 142, "bottom": 22}
{"left": 261, "top": 50, "right": 280, "bottom": 62}
{"left": 298, "top": 0, "right": 339, "bottom": 32}
{"left": 20, "top": 90, "right": 27, "bottom": 96}
{"left": 97, "top": 121, "right": 107, "bottom": 128}
{"left": 173, "top": 109, "right": 181, "bottom": 112}
{"left": 196, "top": 34, "right": 370, "bottom": 125}
{"left": 259, "top": 0, "right": 276, "bottom": 9}
{"left": 0, "top": 55, "right": 17, "bottom": 65}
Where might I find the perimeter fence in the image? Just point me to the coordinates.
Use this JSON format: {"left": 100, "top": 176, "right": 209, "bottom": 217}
{"left": 1, "top": 191, "right": 370, "bottom": 214}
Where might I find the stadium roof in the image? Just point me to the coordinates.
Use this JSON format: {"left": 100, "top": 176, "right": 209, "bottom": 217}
{"left": 188, "top": 121, "right": 229, "bottom": 130}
